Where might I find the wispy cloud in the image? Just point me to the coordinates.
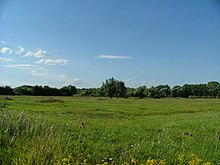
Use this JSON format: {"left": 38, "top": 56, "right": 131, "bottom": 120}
{"left": 23, "top": 49, "right": 48, "bottom": 58}
{"left": 5, "top": 64, "right": 36, "bottom": 69}
{"left": 4, "top": 64, "right": 47, "bottom": 76}
{"left": 140, "top": 80, "right": 156, "bottom": 87}
{"left": 97, "top": 54, "right": 132, "bottom": 59}
{"left": 0, "top": 57, "right": 13, "bottom": 62}
{"left": 125, "top": 79, "right": 156, "bottom": 87}
{"left": 15, "top": 46, "right": 25, "bottom": 55}
{"left": 0, "top": 47, "right": 13, "bottom": 54}
{"left": 31, "top": 68, "right": 47, "bottom": 76}
{"left": 70, "top": 78, "right": 88, "bottom": 87}
{"left": 36, "top": 58, "right": 68, "bottom": 65}
{"left": 55, "top": 74, "right": 88, "bottom": 87}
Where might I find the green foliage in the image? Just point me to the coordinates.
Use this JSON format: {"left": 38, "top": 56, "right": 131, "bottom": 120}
{"left": 77, "top": 88, "right": 100, "bottom": 97}
{"left": 171, "top": 86, "right": 182, "bottom": 97}
{"left": 0, "top": 86, "right": 14, "bottom": 95}
{"left": 207, "top": 81, "right": 220, "bottom": 97}
{"left": 100, "top": 77, "right": 127, "bottom": 98}
{"left": 13, "top": 85, "right": 77, "bottom": 96}
{"left": 1, "top": 80, "right": 220, "bottom": 98}
{"left": 60, "top": 85, "right": 77, "bottom": 96}
{"left": 134, "top": 86, "right": 147, "bottom": 98}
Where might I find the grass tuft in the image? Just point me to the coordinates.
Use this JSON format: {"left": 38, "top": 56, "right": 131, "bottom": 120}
{"left": 0, "top": 110, "right": 72, "bottom": 165}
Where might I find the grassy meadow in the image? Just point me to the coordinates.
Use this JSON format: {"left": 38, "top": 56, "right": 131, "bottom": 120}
{"left": 1, "top": 96, "right": 220, "bottom": 164}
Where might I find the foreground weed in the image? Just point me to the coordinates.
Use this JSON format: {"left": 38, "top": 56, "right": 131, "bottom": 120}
{"left": 177, "top": 153, "right": 217, "bottom": 165}
{"left": 188, "top": 154, "right": 203, "bottom": 165}
{"left": 55, "top": 153, "right": 219, "bottom": 165}
{"left": 0, "top": 110, "right": 73, "bottom": 165}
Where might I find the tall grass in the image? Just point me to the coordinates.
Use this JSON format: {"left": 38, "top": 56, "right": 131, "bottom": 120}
{"left": 1, "top": 97, "right": 220, "bottom": 164}
{"left": 0, "top": 109, "right": 74, "bottom": 165}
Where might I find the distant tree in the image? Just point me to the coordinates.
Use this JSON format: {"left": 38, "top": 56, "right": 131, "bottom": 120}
{"left": 126, "top": 88, "right": 136, "bottom": 97}
{"left": 171, "top": 86, "right": 182, "bottom": 97}
{"left": 60, "top": 85, "right": 77, "bottom": 96}
{"left": 100, "top": 77, "right": 126, "bottom": 98}
{"left": 155, "top": 85, "right": 171, "bottom": 98}
{"left": 207, "top": 81, "right": 220, "bottom": 89}
{"left": 194, "top": 84, "right": 208, "bottom": 97}
{"left": 134, "top": 86, "right": 147, "bottom": 98}
{"left": 2, "top": 81, "right": 220, "bottom": 98}
{"left": 14, "top": 85, "right": 33, "bottom": 95}
{"left": 33, "top": 85, "right": 44, "bottom": 95}
{"left": 115, "top": 81, "right": 127, "bottom": 98}
{"left": 78, "top": 88, "right": 99, "bottom": 96}
{"left": 207, "top": 81, "right": 220, "bottom": 97}
{"left": 14, "top": 85, "right": 76, "bottom": 96}
{"left": 0, "top": 86, "right": 14, "bottom": 95}
{"left": 180, "top": 84, "right": 192, "bottom": 98}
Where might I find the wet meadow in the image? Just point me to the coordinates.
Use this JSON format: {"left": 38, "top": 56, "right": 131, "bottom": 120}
{"left": 0, "top": 96, "right": 220, "bottom": 164}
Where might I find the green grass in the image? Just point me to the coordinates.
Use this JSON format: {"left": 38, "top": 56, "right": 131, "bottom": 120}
{"left": 1, "top": 96, "right": 220, "bottom": 164}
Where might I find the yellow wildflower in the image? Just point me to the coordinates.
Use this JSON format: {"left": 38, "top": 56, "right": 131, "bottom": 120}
{"left": 62, "top": 157, "right": 69, "bottom": 164}
{"left": 188, "top": 154, "right": 203, "bottom": 165}
{"left": 203, "top": 162, "right": 212, "bottom": 165}
{"left": 178, "top": 154, "right": 184, "bottom": 161}
{"left": 146, "top": 159, "right": 156, "bottom": 165}
{"left": 131, "top": 157, "right": 138, "bottom": 164}
{"left": 83, "top": 159, "right": 88, "bottom": 165}
{"left": 159, "top": 159, "right": 166, "bottom": 165}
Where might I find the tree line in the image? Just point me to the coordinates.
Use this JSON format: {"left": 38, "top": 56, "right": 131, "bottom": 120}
{"left": 1, "top": 78, "right": 220, "bottom": 98}
{"left": 0, "top": 85, "right": 77, "bottom": 96}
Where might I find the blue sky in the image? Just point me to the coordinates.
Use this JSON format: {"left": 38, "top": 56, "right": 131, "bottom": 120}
{"left": 0, "top": 0, "right": 220, "bottom": 88}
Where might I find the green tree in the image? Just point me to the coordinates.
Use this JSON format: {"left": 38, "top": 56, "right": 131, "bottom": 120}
{"left": 126, "top": 87, "right": 136, "bottom": 97}
{"left": 60, "top": 85, "right": 77, "bottom": 96}
{"left": 207, "top": 81, "right": 220, "bottom": 97}
{"left": 115, "top": 81, "right": 127, "bottom": 98}
{"left": 100, "top": 77, "right": 126, "bottom": 98}
{"left": 155, "top": 85, "right": 171, "bottom": 98}
{"left": 134, "top": 86, "right": 147, "bottom": 98}
{"left": 171, "top": 86, "right": 182, "bottom": 97}
{"left": 0, "top": 86, "right": 14, "bottom": 95}
{"left": 14, "top": 85, "right": 33, "bottom": 95}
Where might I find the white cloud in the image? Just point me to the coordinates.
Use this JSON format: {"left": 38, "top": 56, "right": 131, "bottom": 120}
{"left": 140, "top": 80, "right": 156, "bottom": 87}
{"left": 97, "top": 54, "right": 131, "bottom": 59}
{"left": 55, "top": 74, "right": 87, "bottom": 87}
{"left": 71, "top": 78, "right": 87, "bottom": 87}
{"left": 31, "top": 68, "right": 47, "bottom": 76}
{"left": 125, "top": 79, "right": 137, "bottom": 86}
{"left": 24, "top": 49, "right": 48, "bottom": 58}
{"left": 15, "top": 46, "right": 25, "bottom": 55}
{"left": 34, "top": 49, "right": 48, "bottom": 58}
{"left": 25, "top": 51, "right": 34, "bottom": 56}
{"left": 4, "top": 64, "right": 47, "bottom": 76}
{"left": 125, "top": 79, "right": 156, "bottom": 87}
{"left": 36, "top": 58, "right": 68, "bottom": 65}
{"left": 5, "top": 64, "right": 36, "bottom": 69}
{"left": 0, "top": 57, "right": 13, "bottom": 62}
{"left": 0, "top": 47, "right": 13, "bottom": 54}
{"left": 55, "top": 74, "right": 68, "bottom": 80}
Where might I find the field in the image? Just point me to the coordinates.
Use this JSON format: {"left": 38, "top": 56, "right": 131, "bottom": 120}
{"left": 1, "top": 96, "right": 220, "bottom": 165}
